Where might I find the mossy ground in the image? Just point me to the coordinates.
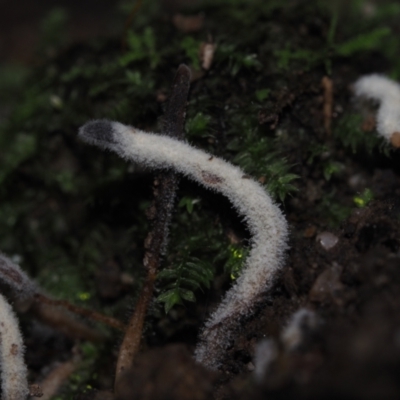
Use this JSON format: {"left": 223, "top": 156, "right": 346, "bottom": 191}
{"left": 1, "top": 0, "right": 400, "bottom": 398}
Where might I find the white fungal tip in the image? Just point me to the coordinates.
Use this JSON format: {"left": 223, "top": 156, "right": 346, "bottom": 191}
{"left": 354, "top": 74, "right": 400, "bottom": 101}
{"left": 281, "top": 308, "right": 318, "bottom": 352}
{"left": 354, "top": 74, "right": 400, "bottom": 144}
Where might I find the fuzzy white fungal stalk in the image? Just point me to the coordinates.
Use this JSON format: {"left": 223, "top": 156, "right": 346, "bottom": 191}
{"left": 354, "top": 74, "right": 400, "bottom": 147}
{"left": 0, "top": 293, "right": 29, "bottom": 400}
{"left": 0, "top": 253, "right": 36, "bottom": 300}
{"left": 78, "top": 119, "right": 288, "bottom": 369}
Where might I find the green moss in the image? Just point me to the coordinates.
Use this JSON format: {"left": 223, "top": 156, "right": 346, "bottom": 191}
{"left": 38, "top": 7, "right": 69, "bottom": 52}
{"left": 217, "top": 44, "right": 262, "bottom": 76}
{"left": 353, "top": 188, "right": 374, "bottom": 208}
{"left": 334, "top": 112, "right": 390, "bottom": 154}
{"left": 185, "top": 113, "right": 212, "bottom": 138}
{"left": 119, "top": 27, "right": 160, "bottom": 69}
{"left": 335, "top": 27, "right": 391, "bottom": 57}
{"left": 273, "top": 16, "right": 393, "bottom": 74}
{"left": 181, "top": 37, "right": 202, "bottom": 71}
{"left": 224, "top": 245, "right": 249, "bottom": 280}
{"left": 254, "top": 89, "right": 271, "bottom": 102}
{"left": 63, "top": 341, "right": 103, "bottom": 398}
{"left": 319, "top": 190, "right": 352, "bottom": 227}
{"left": 323, "top": 161, "right": 345, "bottom": 181}
{"left": 178, "top": 196, "right": 201, "bottom": 214}
{"left": 0, "top": 134, "right": 37, "bottom": 184}
{"left": 226, "top": 117, "right": 298, "bottom": 201}
{"left": 157, "top": 195, "right": 236, "bottom": 312}
{"left": 157, "top": 257, "right": 214, "bottom": 313}
{"left": 275, "top": 47, "right": 321, "bottom": 72}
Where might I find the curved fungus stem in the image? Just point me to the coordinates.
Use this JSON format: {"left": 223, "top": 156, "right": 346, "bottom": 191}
{"left": 79, "top": 119, "right": 288, "bottom": 369}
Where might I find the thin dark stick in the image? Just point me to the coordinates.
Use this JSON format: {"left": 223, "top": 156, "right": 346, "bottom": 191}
{"left": 35, "top": 293, "right": 126, "bottom": 331}
{"left": 115, "top": 65, "right": 191, "bottom": 390}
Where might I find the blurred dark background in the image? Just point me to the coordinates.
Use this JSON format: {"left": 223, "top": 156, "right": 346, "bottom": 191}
{"left": 0, "top": 0, "right": 198, "bottom": 63}
{"left": 0, "top": 0, "right": 122, "bottom": 63}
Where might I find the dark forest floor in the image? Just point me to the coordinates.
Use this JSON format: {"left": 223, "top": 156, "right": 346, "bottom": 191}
{"left": 2, "top": 1, "right": 400, "bottom": 399}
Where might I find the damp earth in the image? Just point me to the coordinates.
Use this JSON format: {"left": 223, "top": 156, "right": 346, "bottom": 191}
{"left": 1, "top": 0, "right": 400, "bottom": 399}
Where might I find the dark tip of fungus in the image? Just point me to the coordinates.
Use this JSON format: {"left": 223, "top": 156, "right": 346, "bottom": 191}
{"left": 78, "top": 119, "right": 117, "bottom": 146}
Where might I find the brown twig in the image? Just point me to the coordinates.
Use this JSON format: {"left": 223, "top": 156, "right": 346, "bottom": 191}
{"left": 31, "top": 300, "right": 105, "bottom": 342}
{"left": 322, "top": 76, "right": 333, "bottom": 136}
{"left": 0, "top": 253, "right": 122, "bottom": 339}
{"left": 34, "top": 293, "right": 126, "bottom": 332}
{"left": 115, "top": 64, "right": 191, "bottom": 390}
{"left": 37, "top": 347, "right": 81, "bottom": 400}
